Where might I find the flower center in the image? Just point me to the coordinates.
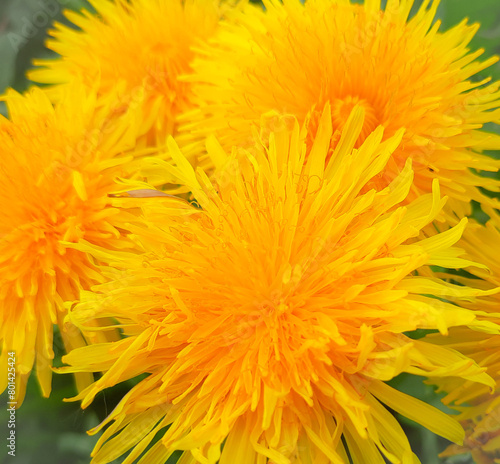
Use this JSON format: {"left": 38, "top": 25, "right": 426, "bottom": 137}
{"left": 331, "top": 95, "right": 379, "bottom": 145}
{"left": 305, "top": 95, "right": 380, "bottom": 155}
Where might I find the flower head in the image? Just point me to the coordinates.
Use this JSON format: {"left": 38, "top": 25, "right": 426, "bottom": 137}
{"left": 0, "top": 82, "right": 143, "bottom": 404}
{"left": 29, "top": 0, "right": 229, "bottom": 146}
{"left": 425, "top": 220, "right": 500, "bottom": 464}
{"left": 185, "top": 0, "right": 500, "bottom": 215}
{"left": 61, "top": 108, "right": 497, "bottom": 463}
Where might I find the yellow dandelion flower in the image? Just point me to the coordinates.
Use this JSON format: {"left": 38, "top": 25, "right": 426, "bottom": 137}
{"left": 436, "top": 330, "right": 500, "bottom": 464}
{"left": 424, "top": 220, "right": 500, "bottom": 463}
{"left": 184, "top": 0, "right": 500, "bottom": 216}
{"left": 60, "top": 108, "right": 498, "bottom": 464}
{"left": 29, "top": 0, "right": 231, "bottom": 146}
{"left": 0, "top": 82, "right": 144, "bottom": 405}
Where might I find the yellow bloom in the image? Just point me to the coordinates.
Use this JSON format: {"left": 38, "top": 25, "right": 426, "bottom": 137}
{"left": 424, "top": 220, "right": 500, "bottom": 463}
{"left": 61, "top": 108, "right": 497, "bottom": 464}
{"left": 184, "top": 0, "right": 500, "bottom": 216}
{"left": 437, "top": 331, "right": 500, "bottom": 464}
{"left": 0, "top": 82, "right": 143, "bottom": 405}
{"left": 29, "top": 0, "right": 230, "bottom": 146}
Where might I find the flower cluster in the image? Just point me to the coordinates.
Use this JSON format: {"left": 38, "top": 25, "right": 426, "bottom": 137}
{"left": 1, "top": 0, "right": 500, "bottom": 463}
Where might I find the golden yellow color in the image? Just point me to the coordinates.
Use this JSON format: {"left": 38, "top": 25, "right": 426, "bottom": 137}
{"left": 425, "top": 220, "right": 500, "bottom": 464}
{"left": 0, "top": 83, "right": 143, "bottom": 405}
{"left": 60, "top": 107, "right": 498, "bottom": 464}
{"left": 29, "top": 0, "right": 229, "bottom": 146}
{"left": 185, "top": 0, "right": 500, "bottom": 217}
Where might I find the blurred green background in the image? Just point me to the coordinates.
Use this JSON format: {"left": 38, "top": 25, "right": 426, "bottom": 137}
{"left": 1, "top": 0, "right": 500, "bottom": 463}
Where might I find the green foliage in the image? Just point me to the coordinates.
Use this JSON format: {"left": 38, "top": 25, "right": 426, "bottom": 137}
{"left": 0, "top": 331, "right": 100, "bottom": 464}
{"left": 438, "top": 0, "right": 500, "bottom": 81}
{"left": 0, "top": 0, "right": 92, "bottom": 115}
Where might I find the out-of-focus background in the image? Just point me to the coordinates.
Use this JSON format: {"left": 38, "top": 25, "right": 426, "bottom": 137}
{"left": 0, "top": 0, "right": 500, "bottom": 463}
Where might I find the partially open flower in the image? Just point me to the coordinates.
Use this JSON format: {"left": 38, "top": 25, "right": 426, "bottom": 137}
{"left": 425, "top": 220, "right": 500, "bottom": 464}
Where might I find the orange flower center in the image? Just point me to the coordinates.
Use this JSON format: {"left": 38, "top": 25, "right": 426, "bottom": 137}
{"left": 331, "top": 95, "right": 379, "bottom": 143}
{"left": 305, "top": 95, "right": 380, "bottom": 156}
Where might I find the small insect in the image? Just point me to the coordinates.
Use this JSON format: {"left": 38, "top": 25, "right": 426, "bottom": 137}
{"left": 108, "top": 189, "right": 180, "bottom": 199}
{"left": 108, "top": 189, "right": 194, "bottom": 207}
